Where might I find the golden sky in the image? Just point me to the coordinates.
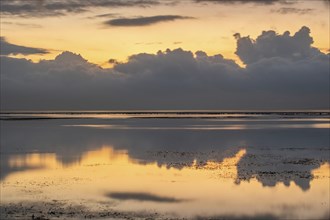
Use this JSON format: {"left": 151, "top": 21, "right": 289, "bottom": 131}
{"left": 1, "top": 0, "right": 329, "bottom": 67}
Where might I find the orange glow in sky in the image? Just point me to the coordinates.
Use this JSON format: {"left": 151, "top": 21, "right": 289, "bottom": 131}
{"left": 1, "top": 0, "right": 329, "bottom": 67}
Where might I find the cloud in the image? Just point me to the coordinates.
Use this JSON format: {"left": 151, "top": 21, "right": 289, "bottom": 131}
{"left": 0, "top": 0, "right": 160, "bottom": 17}
{"left": 1, "top": 26, "right": 329, "bottom": 110}
{"left": 0, "top": 37, "right": 49, "bottom": 55}
{"left": 272, "top": 7, "right": 314, "bottom": 14}
{"left": 108, "top": 58, "right": 119, "bottom": 64}
{"left": 1, "top": 0, "right": 322, "bottom": 18}
{"left": 87, "top": 13, "right": 118, "bottom": 19}
{"left": 1, "top": 21, "right": 42, "bottom": 28}
{"left": 106, "top": 192, "right": 184, "bottom": 202}
{"left": 194, "top": 0, "right": 288, "bottom": 5}
{"left": 104, "top": 15, "right": 194, "bottom": 26}
{"left": 234, "top": 26, "right": 321, "bottom": 64}
{"left": 322, "top": 0, "right": 330, "bottom": 6}
{"left": 193, "top": 0, "right": 330, "bottom": 8}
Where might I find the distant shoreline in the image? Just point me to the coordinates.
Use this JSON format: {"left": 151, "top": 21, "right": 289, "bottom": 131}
{"left": 1, "top": 111, "right": 329, "bottom": 115}
{"left": 1, "top": 111, "right": 329, "bottom": 121}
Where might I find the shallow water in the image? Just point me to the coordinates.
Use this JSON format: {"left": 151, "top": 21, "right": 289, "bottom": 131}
{"left": 0, "top": 112, "right": 329, "bottom": 219}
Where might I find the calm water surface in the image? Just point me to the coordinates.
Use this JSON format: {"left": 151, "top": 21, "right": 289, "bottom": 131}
{"left": 0, "top": 112, "right": 329, "bottom": 219}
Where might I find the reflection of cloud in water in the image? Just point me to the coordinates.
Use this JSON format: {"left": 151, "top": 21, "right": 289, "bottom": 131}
{"left": 1, "top": 146, "right": 329, "bottom": 219}
{"left": 235, "top": 148, "right": 329, "bottom": 191}
{"left": 0, "top": 147, "right": 131, "bottom": 180}
{"left": 1, "top": 118, "right": 329, "bottom": 191}
{"left": 2, "top": 145, "right": 329, "bottom": 192}
{"left": 1, "top": 153, "right": 55, "bottom": 180}
{"left": 106, "top": 192, "right": 184, "bottom": 203}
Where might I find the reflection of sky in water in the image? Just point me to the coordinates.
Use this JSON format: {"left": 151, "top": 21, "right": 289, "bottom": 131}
{"left": 1, "top": 147, "right": 329, "bottom": 219}
{"left": 64, "top": 123, "right": 330, "bottom": 129}
{"left": 0, "top": 116, "right": 329, "bottom": 219}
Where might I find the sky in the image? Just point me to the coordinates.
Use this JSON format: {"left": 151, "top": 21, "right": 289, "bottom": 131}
{"left": 0, "top": 0, "right": 329, "bottom": 110}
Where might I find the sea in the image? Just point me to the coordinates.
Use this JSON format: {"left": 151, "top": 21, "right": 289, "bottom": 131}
{"left": 0, "top": 111, "right": 329, "bottom": 219}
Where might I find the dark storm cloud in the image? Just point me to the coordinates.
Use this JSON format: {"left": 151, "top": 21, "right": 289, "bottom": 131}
{"left": 0, "top": 0, "right": 160, "bottom": 17}
{"left": 0, "top": 37, "right": 49, "bottom": 55}
{"left": 272, "top": 7, "right": 314, "bottom": 14}
{"left": 1, "top": 26, "right": 329, "bottom": 110}
{"left": 104, "top": 15, "right": 194, "bottom": 26}
{"left": 106, "top": 192, "right": 184, "bottom": 202}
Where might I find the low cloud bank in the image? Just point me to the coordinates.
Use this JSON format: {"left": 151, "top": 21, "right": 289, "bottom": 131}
{"left": 1, "top": 26, "right": 329, "bottom": 110}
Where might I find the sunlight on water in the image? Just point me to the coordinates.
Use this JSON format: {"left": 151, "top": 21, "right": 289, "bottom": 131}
{"left": 64, "top": 122, "right": 330, "bottom": 130}
{"left": 1, "top": 146, "right": 329, "bottom": 219}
